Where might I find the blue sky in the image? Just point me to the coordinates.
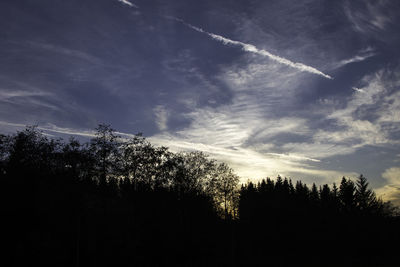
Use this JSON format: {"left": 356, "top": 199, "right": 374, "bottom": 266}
{"left": 1, "top": 0, "right": 400, "bottom": 204}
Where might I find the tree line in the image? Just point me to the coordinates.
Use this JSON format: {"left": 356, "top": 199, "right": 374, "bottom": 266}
{"left": 240, "top": 175, "right": 394, "bottom": 222}
{"left": 1, "top": 125, "right": 399, "bottom": 266}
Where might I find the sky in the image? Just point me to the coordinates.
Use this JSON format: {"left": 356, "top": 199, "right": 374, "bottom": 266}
{"left": 1, "top": 0, "right": 400, "bottom": 204}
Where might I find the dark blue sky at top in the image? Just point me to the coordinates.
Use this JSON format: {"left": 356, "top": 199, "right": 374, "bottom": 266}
{"left": 1, "top": 0, "right": 400, "bottom": 202}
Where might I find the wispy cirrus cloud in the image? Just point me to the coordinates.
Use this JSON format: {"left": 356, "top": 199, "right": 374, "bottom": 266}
{"left": 0, "top": 121, "right": 148, "bottom": 142}
{"left": 27, "top": 41, "right": 102, "bottom": 65}
{"left": 0, "top": 81, "right": 60, "bottom": 111}
{"left": 0, "top": 115, "right": 355, "bottom": 184}
{"left": 149, "top": 54, "right": 400, "bottom": 185}
{"left": 314, "top": 68, "right": 400, "bottom": 148}
{"left": 150, "top": 132, "right": 357, "bottom": 184}
{"left": 148, "top": 56, "right": 351, "bottom": 182}
{"left": 0, "top": 121, "right": 96, "bottom": 137}
{"left": 344, "top": 1, "right": 392, "bottom": 34}
{"left": 0, "top": 89, "right": 51, "bottom": 100}
{"left": 167, "top": 16, "right": 332, "bottom": 80}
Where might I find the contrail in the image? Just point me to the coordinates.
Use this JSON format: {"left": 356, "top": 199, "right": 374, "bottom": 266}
{"left": 334, "top": 51, "right": 376, "bottom": 69}
{"left": 167, "top": 16, "right": 333, "bottom": 79}
{"left": 118, "top": 0, "right": 139, "bottom": 8}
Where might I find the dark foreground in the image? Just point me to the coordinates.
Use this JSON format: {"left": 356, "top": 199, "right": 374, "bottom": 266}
{"left": 2, "top": 126, "right": 399, "bottom": 266}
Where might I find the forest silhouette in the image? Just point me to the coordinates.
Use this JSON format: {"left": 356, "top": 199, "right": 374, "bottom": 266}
{"left": 2, "top": 124, "right": 399, "bottom": 266}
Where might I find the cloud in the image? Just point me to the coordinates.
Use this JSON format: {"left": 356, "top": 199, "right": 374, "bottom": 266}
{"left": 352, "top": 87, "right": 365, "bottom": 93}
{"left": 150, "top": 48, "right": 381, "bottom": 183}
{"left": 0, "top": 121, "right": 95, "bottom": 137}
{"left": 2, "top": 122, "right": 97, "bottom": 138}
{"left": 376, "top": 167, "right": 400, "bottom": 206}
{"left": 216, "top": 59, "right": 357, "bottom": 160}
{"left": 27, "top": 41, "right": 102, "bottom": 65}
{"left": 146, "top": 57, "right": 348, "bottom": 182}
{"left": 153, "top": 105, "right": 169, "bottom": 131}
{"left": 0, "top": 116, "right": 357, "bottom": 185}
{"left": 151, "top": 56, "right": 400, "bottom": 185}
{"left": 339, "top": 54, "right": 374, "bottom": 66}
{"left": 149, "top": 132, "right": 355, "bottom": 184}
{"left": 0, "top": 89, "right": 51, "bottom": 100}
{"left": 333, "top": 47, "right": 376, "bottom": 69}
{"left": 382, "top": 167, "right": 400, "bottom": 184}
{"left": 344, "top": 1, "right": 396, "bottom": 37}
{"left": 0, "top": 84, "right": 60, "bottom": 111}
{"left": 266, "top": 153, "right": 321, "bottom": 163}
{"left": 0, "top": 121, "right": 28, "bottom": 134}
{"left": 0, "top": 121, "right": 146, "bottom": 141}
{"left": 279, "top": 142, "right": 355, "bottom": 159}
{"left": 36, "top": 124, "right": 143, "bottom": 140}
{"left": 337, "top": 53, "right": 375, "bottom": 68}
{"left": 117, "top": 0, "right": 139, "bottom": 8}
{"left": 314, "top": 69, "right": 400, "bottom": 148}
{"left": 167, "top": 17, "right": 332, "bottom": 80}
{"left": 39, "top": 124, "right": 96, "bottom": 137}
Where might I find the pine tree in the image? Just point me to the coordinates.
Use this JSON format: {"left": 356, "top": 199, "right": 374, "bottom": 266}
{"left": 339, "top": 177, "right": 356, "bottom": 212}
{"left": 319, "top": 184, "right": 331, "bottom": 204}
{"left": 355, "top": 175, "right": 377, "bottom": 214}
{"left": 310, "top": 183, "right": 319, "bottom": 203}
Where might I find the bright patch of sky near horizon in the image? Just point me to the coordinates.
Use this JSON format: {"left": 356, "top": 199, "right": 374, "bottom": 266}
{"left": 0, "top": 0, "right": 400, "bottom": 203}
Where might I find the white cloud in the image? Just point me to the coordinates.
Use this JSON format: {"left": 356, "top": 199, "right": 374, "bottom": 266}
{"left": 352, "top": 87, "right": 365, "bottom": 93}
{"left": 0, "top": 121, "right": 96, "bottom": 137}
{"left": 0, "top": 116, "right": 357, "bottom": 185}
{"left": 0, "top": 89, "right": 51, "bottom": 100}
{"left": 153, "top": 105, "right": 169, "bottom": 131}
{"left": 38, "top": 123, "right": 96, "bottom": 137}
{"left": 0, "top": 121, "right": 34, "bottom": 135}
{"left": 382, "top": 167, "right": 400, "bottom": 185}
{"left": 148, "top": 57, "right": 351, "bottom": 182}
{"left": 0, "top": 87, "right": 60, "bottom": 111}
{"left": 377, "top": 91, "right": 400, "bottom": 124}
{"left": 334, "top": 50, "right": 376, "bottom": 69}
{"left": 117, "top": 0, "right": 139, "bottom": 8}
{"left": 149, "top": 60, "right": 400, "bottom": 185}
{"left": 0, "top": 80, "right": 53, "bottom": 99}
{"left": 266, "top": 153, "right": 321, "bottom": 163}
{"left": 149, "top": 133, "right": 355, "bottom": 184}
{"left": 168, "top": 17, "right": 332, "bottom": 79}
{"left": 376, "top": 167, "right": 400, "bottom": 206}
{"left": 280, "top": 142, "right": 355, "bottom": 159}
{"left": 339, "top": 54, "right": 374, "bottom": 66}
{"left": 314, "top": 69, "right": 400, "bottom": 147}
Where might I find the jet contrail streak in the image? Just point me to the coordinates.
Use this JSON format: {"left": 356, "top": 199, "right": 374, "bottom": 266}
{"left": 118, "top": 0, "right": 138, "bottom": 8}
{"left": 167, "top": 16, "right": 332, "bottom": 79}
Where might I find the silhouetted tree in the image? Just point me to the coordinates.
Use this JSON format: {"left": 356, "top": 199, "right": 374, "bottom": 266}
{"left": 355, "top": 174, "right": 378, "bottom": 214}
{"left": 310, "top": 183, "right": 320, "bottom": 203}
{"left": 211, "top": 163, "right": 239, "bottom": 219}
{"left": 319, "top": 184, "right": 331, "bottom": 205}
{"left": 90, "top": 124, "right": 120, "bottom": 184}
{"left": 339, "top": 177, "right": 356, "bottom": 213}
{"left": 0, "top": 133, "right": 10, "bottom": 177}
